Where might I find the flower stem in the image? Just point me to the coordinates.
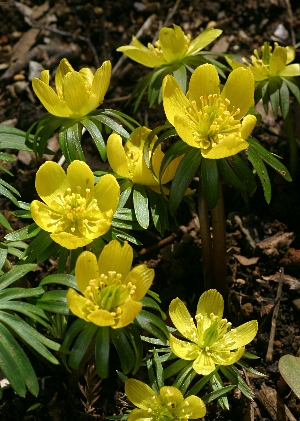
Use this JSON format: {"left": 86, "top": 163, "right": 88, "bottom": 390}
{"left": 284, "top": 113, "right": 297, "bottom": 180}
{"left": 211, "top": 182, "right": 228, "bottom": 302}
{"left": 198, "top": 177, "right": 212, "bottom": 291}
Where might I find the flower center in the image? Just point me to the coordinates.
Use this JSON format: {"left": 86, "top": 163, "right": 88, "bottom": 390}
{"left": 83, "top": 271, "right": 137, "bottom": 317}
{"left": 185, "top": 95, "right": 241, "bottom": 150}
{"left": 62, "top": 187, "right": 90, "bottom": 221}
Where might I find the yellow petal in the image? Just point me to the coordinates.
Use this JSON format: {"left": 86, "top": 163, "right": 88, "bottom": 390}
{"left": 90, "top": 60, "right": 111, "bottom": 109}
{"left": 117, "top": 39, "right": 164, "bottom": 68}
{"left": 132, "top": 153, "right": 158, "bottom": 185}
{"left": 50, "top": 232, "right": 92, "bottom": 249}
{"left": 93, "top": 174, "right": 120, "bottom": 213}
{"left": 160, "top": 155, "right": 182, "bottom": 184}
{"left": 279, "top": 63, "right": 300, "bottom": 77}
{"left": 39, "top": 70, "right": 50, "bottom": 85}
{"left": 55, "top": 58, "right": 74, "bottom": 98}
{"left": 107, "top": 133, "right": 131, "bottom": 178}
{"left": 124, "top": 264, "right": 154, "bottom": 301}
{"left": 189, "top": 64, "right": 220, "bottom": 106}
{"left": 162, "top": 75, "right": 190, "bottom": 125}
{"left": 232, "top": 320, "right": 258, "bottom": 348}
{"left": 286, "top": 46, "right": 295, "bottom": 64}
{"left": 193, "top": 350, "right": 216, "bottom": 375}
{"left": 75, "top": 251, "right": 99, "bottom": 293}
{"left": 225, "top": 56, "right": 248, "bottom": 70}
{"left": 202, "top": 134, "right": 249, "bottom": 159}
{"left": 169, "top": 298, "right": 197, "bottom": 342}
{"left": 196, "top": 289, "right": 224, "bottom": 330}
{"left": 113, "top": 299, "right": 142, "bottom": 328}
{"left": 270, "top": 46, "right": 287, "bottom": 75}
{"left": 87, "top": 308, "right": 115, "bottom": 326}
{"left": 159, "top": 24, "right": 187, "bottom": 62}
{"left": 98, "top": 240, "right": 133, "bottom": 279}
{"left": 241, "top": 114, "right": 256, "bottom": 139}
{"left": 169, "top": 333, "right": 199, "bottom": 360}
{"left": 63, "top": 71, "right": 90, "bottom": 117}
{"left": 223, "top": 347, "right": 245, "bottom": 365}
{"left": 187, "top": 28, "right": 222, "bottom": 55}
{"left": 66, "top": 160, "right": 94, "bottom": 194}
{"left": 128, "top": 409, "right": 149, "bottom": 420}
{"left": 78, "top": 67, "right": 94, "bottom": 87}
{"left": 173, "top": 114, "right": 199, "bottom": 147}
{"left": 179, "top": 395, "right": 206, "bottom": 418}
{"left": 66, "top": 288, "right": 89, "bottom": 321}
{"left": 30, "top": 200, "right": 59, "bottom": 233}
{"left": 125, "top": 379, "right": 155, "bottom": 410}
{"left": 32, "top": 78, "right": 70, "bottom": 117}
{"left": 221, "top": 67, "right": 254, "bottom": 118}
{"left": 35, "top": 161, "right": 67, "bottom": 206}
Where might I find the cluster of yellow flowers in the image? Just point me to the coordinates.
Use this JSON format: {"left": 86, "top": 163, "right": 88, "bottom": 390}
{"left": 30, "top": 23, "right": 293, "bottom": 419}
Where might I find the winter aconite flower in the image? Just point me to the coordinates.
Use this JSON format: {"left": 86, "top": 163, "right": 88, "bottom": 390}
{"left": 125, "top": 379, "right": 206, "bottom": 420}
{"left": 162, "top": 63, "right": 257, "bottom": 159}
{"left": 117, "top": 24, "right": 222, "bottom": 68}
{"left": 107, "top": 126, "right": 181, "bottom": 193}
{"left": 169, "top": 289, "right": 258, "bottom": 375}
{"left": 226, "top": 42, "right": 300, "bottom": 82}
{"left": 30, "top": 160, "right": 119, "bottom": 249}
{"left": 67, "top": 240, "right": 154, "bottom": 328}
{"left": 32, "top": 58, "right": 111, "bottom": 119}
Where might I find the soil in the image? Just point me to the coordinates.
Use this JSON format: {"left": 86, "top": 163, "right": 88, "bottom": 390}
{"left": 1, "top": 0, "right": 300, "bottom": 420}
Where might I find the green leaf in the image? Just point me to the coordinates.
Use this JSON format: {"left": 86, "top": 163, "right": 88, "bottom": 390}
{"left": 36, "top": 290, "right": 70, "bottom": 315}
{"left": 0, "top": 124, "right": 35, "bottom": 152}
{"left": 5, "top": 223, "right": 40, "bottom": 241}
{"left": 218, "top": 158, "right": 249, "bottom": 192}
{"left": 0, "top": 286, "right": 44, "bottom": 301}
{"left": 247, "top": 137, "right": 291, "bottom": 181}
{"left": 210, "top": 372, "right": 230, "bottom": 409}
{"left": 186, "top": 368, "right": 218, "bottom": 397}
{"left": 172, "top": 362, "right": 195, "bottom": 393}
{"left": 0, "top": 264, "right": 36, "bottom": 290}
{"left": 135, "top": 310, "right": 169, "bottom": 344}
{"left": 82, "top": 118, "right": 106, "bottom": 161}
{"left": 219, "top": 365, "right": 254, "bottom": 400}
{"left": 283, "top": 77, "right": 300, "bottom": 103}
{"left": 202, "top": 385, "right": 235, "bottom": 404}
{"left": 68, "top": 323, "right": 98, "bottom": 370}
{"left": 279, "top": 355, "right": 300, "bottom": 399}
{"left": 141, "top": 296, "right": 166, "bottom": 320}
{"left": 172, "top": 64, "right": 187, "bottom": 94}
{"left": 124, "top": 324, "right": 143, "bottom": 375}
{"left": 228, "top": 153, "right": 257, "bottom": 195}
{"left": 0, "top": 311, "right": 59, "bottom": 364}
{"left": 95, "top": 326, "right": 110, "bottom": 378}
{"left": 39, "top": 273, "right": 77, "bottom": 289}
{"left": 147, "top": 188, "right": 169, "bottom": 236}
{"left": 61, "top": 318, "right": 87, "bottom": 368}
{"left": 268, "top": 77, "right": 281, "bottom": 117}
{"left": 133, "top": 184, "right": 149, "bottom": 229}
{"left": 247, "top": 145, "right": 271, "bottom": 203}
{"left": 101, "top": 109, "right": 139, "bottom": 134}
{"left": 201, "top": 158, "right": 219, "bottom": 210}
{"left": 279, "top": 78, "right": 290, "bottom": 119}
{"left": 163, "top": 359, "right": 191, "bottom": 381}
{"left": 110, "top": 327, "right": 135, "bottom": 374}
{"left": 93, "top": 114, "right": 129, "bottom": 140}
{"left": 169, "top": 148, "right": 201, "bottom": 215}
{"left": 0, "top": 212, "right": 12, "bottom": 231}
{"left": 159, "top": 140, "right": 191, "bottom": 182}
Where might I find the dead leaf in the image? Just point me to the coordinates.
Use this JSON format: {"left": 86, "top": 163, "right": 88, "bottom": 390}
{"left": 233, "top": 254, "right": 260, "bottom": 266}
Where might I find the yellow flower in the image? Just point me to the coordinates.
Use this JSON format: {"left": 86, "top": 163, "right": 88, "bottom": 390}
{"left": 107, "top": 126, "right": 181, "bottom": 193}
{"left": 226, "top": 42, "right": 300, "bottom": 81}
{"left": 67, "top": 240, "right": 154, "bottom": 328}
{"left": 162, "top": 63, "right": 257, "bottom": 159}
{"left": 30, "top": 160, "right": 119, "bottom": 249}
{"left": 169, "top": 289, "right": 258, "bottom": 376}
{"left": 117, "top": 24, "right": 222, "bottom": 68}
{"left": 32, "top": 59, "right": 111, "bottom": 119}
{"left": 125, "top": 379, "right": 206, "bottom": 420}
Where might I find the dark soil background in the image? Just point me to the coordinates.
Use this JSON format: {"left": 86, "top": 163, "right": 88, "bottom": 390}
{"left": 1, "top": 0, "right": 300, "bottom": 420}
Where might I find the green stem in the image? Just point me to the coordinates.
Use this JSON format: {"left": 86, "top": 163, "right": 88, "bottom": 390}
{"left": 198, "top": 176, "right": 212, "bottom": 291}
{"left": 284, "top": 113, "right": 297, "bottom": 181}
{"left": 211, "top": 182, "right": 228, "bottom": 303}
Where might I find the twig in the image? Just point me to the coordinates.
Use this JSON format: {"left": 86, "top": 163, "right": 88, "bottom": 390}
{"left": 266, "top": 268, "right": 284, "bottom": 362}
{"left": 284, "top": 0, "right": 296, "bottom": 46}
{"left": 138, "top": 233, "right": 176, "bottom": 256}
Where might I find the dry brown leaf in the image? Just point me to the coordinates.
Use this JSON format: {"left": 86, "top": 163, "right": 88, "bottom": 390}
{"left": 233, "top": 254, "right": 260, "bottom": 266}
